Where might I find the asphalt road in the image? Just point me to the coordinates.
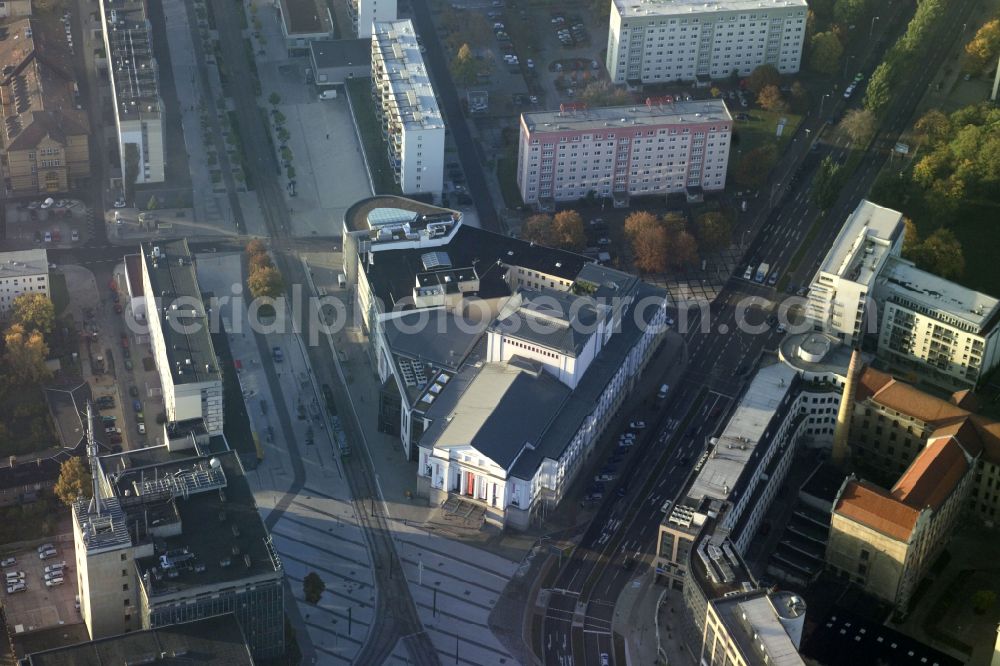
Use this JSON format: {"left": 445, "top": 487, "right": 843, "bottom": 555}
{"left": 407, "top": 0, "right": 501, "bottom": 233}
{"left": 541, "top": 2, "right": 981, "bottom": 664}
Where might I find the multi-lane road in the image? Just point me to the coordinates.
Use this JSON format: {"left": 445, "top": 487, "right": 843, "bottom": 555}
{"left": 540, "top": 2, "right": 981, "bottom": 664}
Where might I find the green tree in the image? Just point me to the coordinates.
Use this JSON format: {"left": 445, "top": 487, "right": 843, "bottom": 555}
{"left": 280, "top": 146, "right": 293, "bottom": 163}
{"left": 246, "top": 239, "right": 268, "bottom": 258}
{"left": 695, "top": 212, "right": 732, "bottom": 253}
{"left": 811, "top": 156, "right": 843, "bottom": 210}
{"left": 303, "top": 572, "right": 325, "bottom": 604}
{"left": 286, "top": 166, "right": 296, "bottom": 180}
{"left": 911, "top": 228, "right": 965, "bottom": 279}
{"left": 965, "top": 19, "right": 1000, "bottom": 73}
{"left": 624, "top": 211, "right": 668, "bottom": 274}
{"left": 902, "top": 217, "right": 920, "bottom": 256}
{"left": 788, "top": 81, "right": 809, "bottom": 113}
{"left": 551, "top": 210, "right": 587, "bottom": 251}
{"left": 840, "top": 108, "right": 876, "bottom": 145}
{"left": 450, "top": 43, "right": 479, "bottom": 88}
{"left": 10, "top": 293, "right": 55, "bottom": 335}
{"left": 833, "top": 0, "right": 868, "bottom": 26}
{"left": 54, "top": 457, "right": 92, "bottom": 506}
{"left": 146, "top": 195, "right": 158, "bottom": 211}
{"left": 863, "top": 61, "right": 894, "bottom": 114}
{"left": 268, "top": 92, "right": 281, "bottom": 107}
{"left": 809, "top": 32, "right": 843, "bottom": 75}
{"left": 248, "top": 265, "right": 285, "bottom": 299}
{"left": 123, "top": 143, "right": 140, "bottom": 205}
{"left": 914, "top": 109, "right": 951, "bottom": 144}
{"left": 745, "top": 64, "right": 781, "bottom": 95}
{"left": 4, "top": 324, "right": 50, "bottom": 384}
{"left": 756, "top": 85, "right": 787, "bottom": 112}
{"left": 273, "top": 110, "right": 286, "bottom": 126}
{"left": 734, "top": 145, "right": 778, "bottom": 188}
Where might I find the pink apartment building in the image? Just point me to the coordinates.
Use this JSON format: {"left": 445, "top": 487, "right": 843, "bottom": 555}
{"left": 516, "top": 99, "right": 732, "bottom": 207}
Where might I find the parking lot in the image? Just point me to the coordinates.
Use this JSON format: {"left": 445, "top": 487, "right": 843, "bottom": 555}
{"left": 2, "top": 540, "right": 80, "bottom": 632}
{"left": 3, "top": 198, "right": 96, "bottom": 248}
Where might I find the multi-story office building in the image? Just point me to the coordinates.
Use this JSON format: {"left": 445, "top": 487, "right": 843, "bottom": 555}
{"left": 807, "top": 199, "right": 1000, "bottom": 388}
{"left": 805, "top": 200, "right": 904, "bottom": 345}
{"left": 703, "top": 590, "right": 806, "bottom": 666}
{"left": 0, "top": 0, "right": 31, "bottom": 17}
{"left": 74, "top": 439, "right": 284, "bottom": 659}
{"left": 516, "top": 100, "right": 731, "bottom": 207}
{"left": 342, "top": 196, "right": 667, "bottom": 529}
{"left": 0, "top": 18, "right": 90, "bottom": 194}
{"left": 0, "top": 249, "right": 48, "bottom": 316}
{"left": 605, "top": 0, "right": 808, "bottom": 85}
{"left": 348, "top": 0, "right": 396, "bottom": 38}
{"left": 371, "top": 20, "right": 444, "bottom": 197}
{"left": 140, "top": 240, "right": 223, "bottom": 435}
{"left": 98, "top": 0, "right": 165, "bottom": 185}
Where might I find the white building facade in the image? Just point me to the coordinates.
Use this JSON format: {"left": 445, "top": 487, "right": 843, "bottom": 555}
{"left": 606, "top": 0, "right": 808, "bottom": 85}
{"left": 371, "top": 20, "right": 445, "bottom": 197}
{"left": 349, "top": 0, "right": 396, "bottom": 38}
{"left": 516, "top": 100, "right": 732, "bottom": 205}
{"left": 0, "top": 249, "right": 48, "bottom": 316}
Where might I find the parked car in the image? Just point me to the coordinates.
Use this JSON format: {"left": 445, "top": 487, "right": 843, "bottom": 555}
{"left": 45, "top": 577, "right": 64, "bottom": 587}
{"left": 71, "top": 230, "right": 80, "bottom": 241}
{"left": 5, "top": 571, "right": 24, "bottom": 582}
{"left": 44, "top": 571, "right": 64, "bottom": 581}
{"left": 595, "top": 472, "right": 617, "bottom": 482}
{"left": 6, "top": 582, "right": 26, "bottom": 594}
{"left": 272, "top": 346, "right": 284, "bottom": 362}
{"left": 43, "top": 231, "right": 52, "bottom": 243}
{"left": 39, "top": 549, "right": 57, "bottom": 560}
{"left": 629, "top": 421, "right": 646, "bottom": 430}
{"left": 37, "top": 543, "right": 54, "bottom": 553}
{"left": 129, "top": 386, "right": 139, "bottom": 397}
{"left": 137, "top": 422, "right": 146, "bottom": 435}
{"left": 0, "top": 557, "right": 14, "bottom": 568}
{"left": 44, "top": 562, "right": 67, "bottom": 574}
{"left": 133, "top": 399, "right": 142, "bottom": 412}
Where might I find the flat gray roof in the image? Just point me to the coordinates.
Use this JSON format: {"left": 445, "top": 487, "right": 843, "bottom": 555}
{"left": 24, "top": 615, "right": 253, "bottom": 666}
{"left": 881, "top": 257, "right": 999, "bottom": 333}
{"left": 689, "top": 363, "right": 797, "bottom": 505}
{"left": 816, "top": 200, "right": 901, "bottom": 285}
{"left": 0, "top": 248, "right": 48, "bottom": 278}
{"left": 141, "top": 240, "right": 219, "bottom": 385}
{"left": 614, "top": 0, "right": 807, "bottom": 20}
{"left": 522, "top": 99, "right": 731, "bottom": 134}
{"left": 711, "top": 592, "right": 805, "bottom": 666}
{"left": 310, "top": 38, "right": 370, "bottom": 70}
{"left": 489, "top": 288, "right": 602, "bottom": 357}
{"left": 372, "top": 20, "right": 444, "bottom": 131}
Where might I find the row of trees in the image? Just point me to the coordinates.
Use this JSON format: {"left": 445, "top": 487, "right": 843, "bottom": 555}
{"left": 246, "top": 239, "right": 285, "bottom": 300}
{"left": 864, "top": 0, "right": 945, "bottom": 114}
{"left": 0, "top": 293, "right": 57, "bottom": 459}
{"left": 520, "top": 210, "right": 587, "bottom": 251}
{"left": 804, "top": 0, "right": 872, "bottom": 75}
{"left": 624, "top": 210, "right": 732, "bottom": 274}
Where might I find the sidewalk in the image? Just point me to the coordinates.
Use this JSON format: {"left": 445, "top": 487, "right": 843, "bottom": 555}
{"left": 613, "top": 570, "right": 694, "bottom": 666}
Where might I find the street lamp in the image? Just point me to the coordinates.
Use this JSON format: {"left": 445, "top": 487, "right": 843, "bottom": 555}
{"left": 869, "top": 16, "right": 880, "bottom": 40}
{"left": 819, "top": 93, "right": 831, "bottom": 118}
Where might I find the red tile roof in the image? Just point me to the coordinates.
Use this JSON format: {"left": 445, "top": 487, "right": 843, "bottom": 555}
{"left": 834, "top": 480, "right": 920, "bottom": 542}
{"left": 891, "top": 438, "right": 969, "bottom": 511}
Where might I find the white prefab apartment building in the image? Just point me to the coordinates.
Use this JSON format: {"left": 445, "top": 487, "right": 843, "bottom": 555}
{"left": 516, "top": 100, "right": 732, "bottom": 206}
{"left": 0, "top": 249, "right": 48, "bottom": 316}
{"left": 140, "top": 240, "right": 223, "bottom": 434}
{"left": 806, "top": 199, "right": 1000, "bottom": 388}
{"left": 606, "top": 0, "right": 808, "bottom": 85}
{"left": 349, "top": 0, "right": 396, "bottom": 38}
{"left": 371, "top": 20, "right": 445, "bottom": 197}
{"left": 99, "top": 0, "right": 165, "bottom": 184}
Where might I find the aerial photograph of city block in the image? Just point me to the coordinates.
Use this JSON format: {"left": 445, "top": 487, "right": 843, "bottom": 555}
{"left": 0, "top": 0, "right": 999, "bottom": 662}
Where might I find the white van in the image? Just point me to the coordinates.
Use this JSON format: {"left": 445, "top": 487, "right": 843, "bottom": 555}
{"left": 318, "top": 89, "right": 337, "bottom": 100}
{"left": 337, "top": 272, "right": 347, "bottom": 288}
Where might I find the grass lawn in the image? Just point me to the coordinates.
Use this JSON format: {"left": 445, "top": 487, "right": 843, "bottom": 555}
{"left": 730, "top": 109, "right": 803, "bottom": 173}
{"left": 49, "top": 271, "right": 69, "bottom": 315}
{"left": 497, "top": 156, "right": 523, "bottom": 210}
{"left": 346, "top": 78, "right": 401, "bottom": 196}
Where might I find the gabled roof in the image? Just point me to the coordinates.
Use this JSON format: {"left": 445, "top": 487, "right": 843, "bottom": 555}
{"left": 834, "top": 479, "right": 919, "bottom": 542}
{"left": 891, "top": 437, "right": 968, "bottom": 511}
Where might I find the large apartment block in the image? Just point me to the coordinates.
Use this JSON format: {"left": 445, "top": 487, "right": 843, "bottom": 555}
{"left": 349, "top": 0, "right": 396, "bottom": 38}
{"left": 806, "top": 200, "right": 1000, "bottom": 388}
{"left": 140, "top": 240, "right": 223, "bottom": 435}
{"left": 516, "top": 100, "right": 731, "bottom": 206}
{"left": 99, "top": 0, "right": 165, "bottom": 185}
{"left": 0, "top": 249, "right": 48, "bottom": 316}
{"left": 371, "top": 20, "right": 444, "bottom": 197}
{"left": 606, "top": 0, "right": 808, "bottom": 85}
